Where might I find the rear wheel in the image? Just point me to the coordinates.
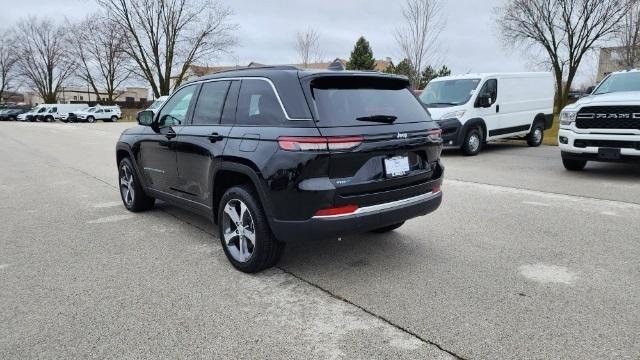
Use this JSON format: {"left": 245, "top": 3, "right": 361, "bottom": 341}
{"left": 108, "top": 115, "right": 118, "bottom": 122}
{"left": 527, "top": 122, "right": 544, "bottom": 147}
{"left": 562, "top": 158, "right": 587, "bottom": 171}
{"left": 87, "top": 116, "right": 96, "bottom": 123}
{"left": 118, "top": 157, "right": 155, "bottom": 211}
{"left": 371, "top": 222, "right": 405, "bottom": 233}
{"left": 462, "top": 127, "right": 483, "bottom": 156}
{"left": 218, "top": 185, "right": 284, "bottom": 273}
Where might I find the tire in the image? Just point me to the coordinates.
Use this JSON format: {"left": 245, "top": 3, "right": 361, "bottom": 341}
{"left": 562, "top": 158, "right": 587, "bottom": 171}
{"left": 9, "top": 116, "right": 16, "bottom": 121}
{"left": 118, "top": 157, "right": 155, "bottom": 212}
{"left": 527, "top": 122, "right": 544, "bottom": 147}
{"left": 218, "top": 185, "right": 285, "bottom": 273}
{"left": 87, "top": 116, "right": 96, "bottom": 123}
{"left": 371, "top": 222, "right": 405, "bottom": 233}
{"left": 462, "top": 127, "right": 483, "bottom": 156}
{"left": 109, "top": 115, "right": 118, "bottom": 123}
{"left": 45, "top": 115, "right": 54, "bottom": 123}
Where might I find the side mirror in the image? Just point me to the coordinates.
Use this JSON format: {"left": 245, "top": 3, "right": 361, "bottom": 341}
{"left": 476, "top": 95, "right": 492, "bottom": 108}
{"left": 585, "top": 86, "right": 595, "bottom": 95}
{"left": 137, "top": 110, "right": 154, "bottom": 126}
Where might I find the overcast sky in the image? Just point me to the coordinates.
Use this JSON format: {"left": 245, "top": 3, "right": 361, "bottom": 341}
{"left": 0, "top": 0, "right": 598, "bottom": 85}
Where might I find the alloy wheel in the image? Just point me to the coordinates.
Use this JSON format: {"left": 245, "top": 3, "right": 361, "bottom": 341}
{"left": 221, "top": 199, "right": 256, "bottom": 263}
{"left": 120, "top": 164, "right": 135, "bottom": 207}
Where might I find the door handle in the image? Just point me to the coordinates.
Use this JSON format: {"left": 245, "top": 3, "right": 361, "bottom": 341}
{"left": 165, "top": 129, "right": 177, "bottom": 140}
{"left": 208, "top": 133, "right": 224, "bottom": 143}
{"left": 496, "top": 104, "right": 500, "bottom": 113}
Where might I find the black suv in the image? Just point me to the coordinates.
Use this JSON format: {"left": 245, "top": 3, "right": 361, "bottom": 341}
{"left": 116, "top": 66, "right": 444, "bottom": 272}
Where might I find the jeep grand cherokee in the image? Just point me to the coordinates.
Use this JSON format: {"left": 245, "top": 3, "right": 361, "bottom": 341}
{"left": 116, "top": 66, "right": 444, "bottom": 272}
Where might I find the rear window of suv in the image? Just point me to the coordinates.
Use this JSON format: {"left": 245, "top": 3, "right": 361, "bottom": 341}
{"left": 310, "top": 76, "right": 431, "bottom": 127}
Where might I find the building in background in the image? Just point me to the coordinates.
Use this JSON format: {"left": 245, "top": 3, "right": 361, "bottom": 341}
{"left": 23, "top": 86, "right": 149, "bottom": 106}
{"left": 597, "top": 46, "right": 639, "bottom": 82}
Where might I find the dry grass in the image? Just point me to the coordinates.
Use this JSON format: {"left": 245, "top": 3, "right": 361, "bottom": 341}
{"left": 543, "top": 115, "right": 559, "bottom": 146}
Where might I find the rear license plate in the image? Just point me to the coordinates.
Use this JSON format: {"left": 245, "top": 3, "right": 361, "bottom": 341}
{"left": 384, "top": 156, "right": 410, "bottom": 177}
{"left": 598, "top": 148, "right": 621, "bottom": 160}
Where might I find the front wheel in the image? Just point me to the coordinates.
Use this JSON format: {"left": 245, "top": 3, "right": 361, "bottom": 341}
{"left": 527, "top": 122, "right": 544, "bottom": 147}
{"left": 562, "top": 158, "right": 587, "bottom": 171}
{"left": 371, "top": 222, "right": 405, "bottom": 233}
{"left": 218, "top": 185, "right": 285, "bottom": 273}
{"left": 118, "top": 158, "right": 155, "bottom": 212}
{"left": 87, "top": 116, "right": 96, "bottom": 123}
{"left": 462, "top": 128, "right": 483, "bottom": 156}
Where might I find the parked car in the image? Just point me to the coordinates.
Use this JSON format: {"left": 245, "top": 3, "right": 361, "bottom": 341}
{"left": 18, "top": 105, "right": 49, "bottom": 122}
{"left": 116, "top": 66, "right": 444, "bottom": 272}
{"left": 419, "top": 72, "right": 555, "bottom": 155}
{"left": 68, "top": 107, "right": 95, "bottom": 122}
{"left": 146, "top": 96, "right": 169, "bottom": 114}
{"left": 47, "top": 104, "right": 89, "bottom": 122}
{"left": 558, "top": 69, "right": 640, "bottom": 170}
{"left": 76, "top": 106, "right": 121, "bottom": 123}
{"left": 0, "top": 107, "right": 30, "bottom": 121}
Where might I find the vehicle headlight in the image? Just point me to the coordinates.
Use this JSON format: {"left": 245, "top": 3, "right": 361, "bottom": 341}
{"left": 560, "top": 110, "right": 577, "bottom": 125}
{"left": 440, "top": 110, "right": 466, "bottom": 120}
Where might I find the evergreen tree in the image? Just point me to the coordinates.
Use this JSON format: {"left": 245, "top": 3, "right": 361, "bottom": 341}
{"left": 419, "top": 65, "right": 453, "bottom": 89}
{"left": 393, "top": 58, "right": 416, "bottom": 80}
{"left": 346, "top": 37, "right": 376, "bottom": 70}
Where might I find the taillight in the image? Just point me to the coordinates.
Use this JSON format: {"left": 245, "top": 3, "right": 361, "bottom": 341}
{"left": 278, "top": 136, "right": 363, "bottom": 151}
{"left": 314, "top": 204, "right": 359, "bottom": 217}
{"left": 432, "top": 184, "right": 441, "bottom": 193}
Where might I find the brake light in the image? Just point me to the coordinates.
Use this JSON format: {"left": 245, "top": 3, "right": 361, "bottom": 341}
{"left": 278, "top": 136, "right": 363, "bottom": 151}
{"left": 432, "top": 184, "right": 441, "bottom": 193}
{"left": 314, "top": 204, "right": 359, "bottom": 217}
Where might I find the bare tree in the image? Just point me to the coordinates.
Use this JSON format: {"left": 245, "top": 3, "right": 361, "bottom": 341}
{"left": 68, "top": 14, "right": 132, "bottom": 104}
{"left": 497, "top": 0, "right": 631, "bottom": 113}
{"left": 617, "top": 0, "right": 640, "bottom": 68}
{"left": 97, "top": 0, "right": 237, "bottom": 97}
{"left": 295, "top": 28, "right": 323, "bottom": 67}
{"left": 14, "top": 18, "right": 75, "bottom": 104}
{"left": 0, "top": 30, "right": 18, "bottom": 103}
{"left": 394, "top": 0, "right": 444, "bottom": 89}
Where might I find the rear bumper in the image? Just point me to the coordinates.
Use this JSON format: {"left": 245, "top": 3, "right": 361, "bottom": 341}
{"left": 270, "top": 190, "right": 442, "bottom": 242}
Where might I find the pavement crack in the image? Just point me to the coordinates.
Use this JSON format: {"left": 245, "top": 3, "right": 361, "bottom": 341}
{"left": 277, "top": 266, "right": 469, "bottom": 360}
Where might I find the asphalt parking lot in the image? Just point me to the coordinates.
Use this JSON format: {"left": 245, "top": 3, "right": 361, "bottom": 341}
{"left": 1, "top": 122, "right": 639, "bottom": 359}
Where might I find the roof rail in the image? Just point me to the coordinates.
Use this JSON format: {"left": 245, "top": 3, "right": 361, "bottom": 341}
{"left": 209, "top": 65, "right": 301, "bottom": 75}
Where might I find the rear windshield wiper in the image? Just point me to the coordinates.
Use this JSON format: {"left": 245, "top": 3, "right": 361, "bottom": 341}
{"left": 356, "top": 115, "right": 398, "bottom": 124}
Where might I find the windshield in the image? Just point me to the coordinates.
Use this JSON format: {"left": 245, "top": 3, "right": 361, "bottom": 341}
{"left": 311, "top": 76, "right": 431, "bottom": 126}
{"left": 420, "top": 79, "right": 481, "bottom": 108}
{"left": 148, "top": 100, "right": 164, "bottom": 110}
{"left": 594, "top": 72, "right": 640, "bottom": 95}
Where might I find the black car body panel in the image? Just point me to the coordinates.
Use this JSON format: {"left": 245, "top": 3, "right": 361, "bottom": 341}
{"left": 116, "top": 67, "right": 444, "bottom": 242}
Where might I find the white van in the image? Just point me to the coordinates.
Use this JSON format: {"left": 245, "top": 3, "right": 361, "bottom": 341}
{"left": 18, "top": 105, "right": 50, "bottom": 122}
{"left": 419, "top": 72, "right": 555, "bottom": 155}
{"left": 50, "top": 104, "right": 89, "bottom": 122}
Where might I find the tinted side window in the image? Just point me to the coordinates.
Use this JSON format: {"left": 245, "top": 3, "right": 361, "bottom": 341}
{"left": 158, "top": 85, "right": 198, "bottom": 127}
{"left": 192, "top": 81, "right": 230, "bottom": 125}
{"left": 478, "top": 79, "right": 498, "bottom": 105}
{"left": 236, "top": 79, "right": 285, "bottom": 125}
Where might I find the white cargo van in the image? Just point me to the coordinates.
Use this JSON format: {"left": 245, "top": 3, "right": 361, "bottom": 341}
{"left": 51, "top": 104, "right": 89, "bottom": 122}
{"left": 419, "top": 73, "right": 555, "bottom": 155}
